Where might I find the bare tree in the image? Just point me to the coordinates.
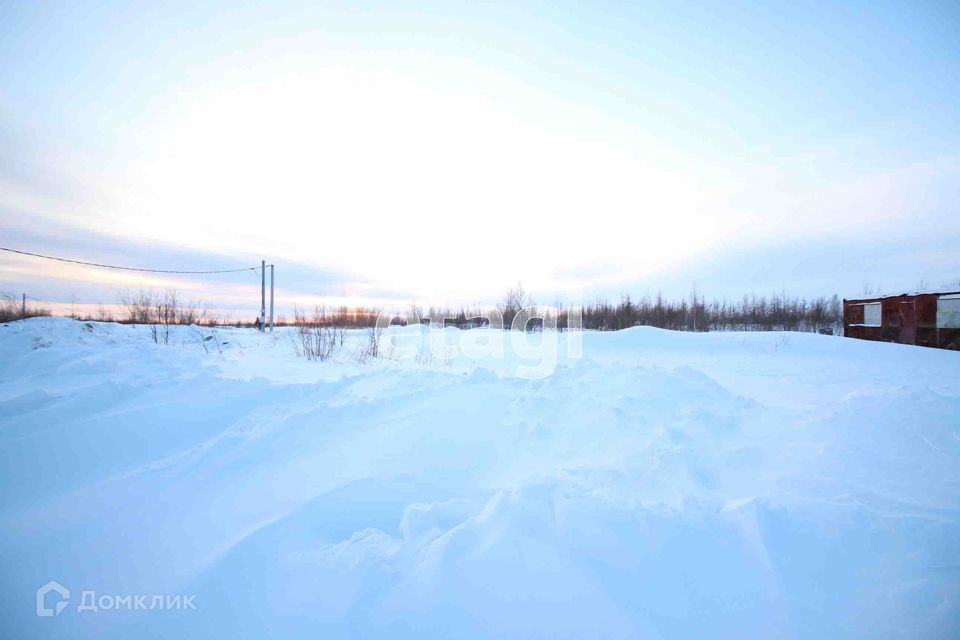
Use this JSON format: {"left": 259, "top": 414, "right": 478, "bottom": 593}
{"left": 499, "top": 283, "right": 528, "bottom": 330}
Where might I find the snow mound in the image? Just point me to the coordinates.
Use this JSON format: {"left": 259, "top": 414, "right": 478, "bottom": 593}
{"left": 1, "top": 318, "right": 958, "bottom": 638}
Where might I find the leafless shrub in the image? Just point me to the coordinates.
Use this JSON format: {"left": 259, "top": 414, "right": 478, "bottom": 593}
{"left": 356, "top": 325, "right": 383, "bottom": 363}
{"left": 290, "top": 305, "right": 345, "bottom": 361}
{"left": 152, "top": 290, "right": 203, "bottom": 344}
{"left": 0, "top": 293, "right": 51, "bottom": 323}
{"left": 415, "top": 338, "right": 434, "bottom": 366}
{"left": 119, "top": 289, "right": 205, "bottom": 344}
{"left": 120, "top": 289, "right": 155, "bottom": 324}
{"left": 193, "top": 326, "right": 225, "bottom": 355}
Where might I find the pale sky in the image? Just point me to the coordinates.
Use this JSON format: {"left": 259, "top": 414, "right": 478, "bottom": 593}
{"left": 1, "top": 1, "right": 959, "bottom": 316}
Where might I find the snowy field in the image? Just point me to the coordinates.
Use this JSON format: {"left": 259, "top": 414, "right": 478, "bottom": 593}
{"left": 1, "top": 317, "right": 959, "bottom": 639}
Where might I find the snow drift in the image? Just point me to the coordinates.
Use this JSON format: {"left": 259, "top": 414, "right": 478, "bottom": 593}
{"left": 1, "top": 318, "right": 958, "bottom": 638}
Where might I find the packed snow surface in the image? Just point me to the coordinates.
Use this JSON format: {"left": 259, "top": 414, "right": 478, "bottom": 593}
{"left": 1, "top": 318, "right": 959, "bottom": 638}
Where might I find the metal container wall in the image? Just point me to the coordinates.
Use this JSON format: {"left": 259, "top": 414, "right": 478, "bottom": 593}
{"left": 843, "top": 292, "right": 960, "bottom": 350}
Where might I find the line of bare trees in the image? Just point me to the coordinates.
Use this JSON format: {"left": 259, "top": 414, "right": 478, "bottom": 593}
{"left": 8, "top": 285, "right": 841, "bottom": 336}
{"left": 411, "top": 286, "right": 842, "bottom": 335}
{"left": 285, "top": 286, "right": 842, "bottom": 335}
{"left": 0, "top": 293, "right": 51, "bottom": 323}
{"left": 277, "top": 305, "right": 380, "bottom": 329}
{"left": 573, "top": 292, "right": 841, "bottom": 334}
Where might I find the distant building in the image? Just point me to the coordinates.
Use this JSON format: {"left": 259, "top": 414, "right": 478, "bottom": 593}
{"left": 843, "top": 291, "right": 960, "bottom": 350}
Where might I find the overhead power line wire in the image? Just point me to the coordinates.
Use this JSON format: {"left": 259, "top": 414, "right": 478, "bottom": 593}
{"left": 0, "top": 246, "right": 260, "bottom": 274}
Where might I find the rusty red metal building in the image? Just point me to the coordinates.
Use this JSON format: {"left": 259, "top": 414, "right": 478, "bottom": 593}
{"left": 843, "top": 291, "right": 960, "bottom": 350}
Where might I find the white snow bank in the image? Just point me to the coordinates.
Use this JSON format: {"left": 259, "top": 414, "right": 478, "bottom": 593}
{"left": 1, "top": 318, "right": 958, "bottom": 638}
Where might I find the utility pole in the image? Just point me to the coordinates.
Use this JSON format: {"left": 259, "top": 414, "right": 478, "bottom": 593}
{"left": 260, "top": 259, "right": 266, "bottom": 331}
{"left": 22, "top": 293, "right": 26, "bottom": 316}
{"left": 269, "top": 264, "right": 275, "bottom": 332}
